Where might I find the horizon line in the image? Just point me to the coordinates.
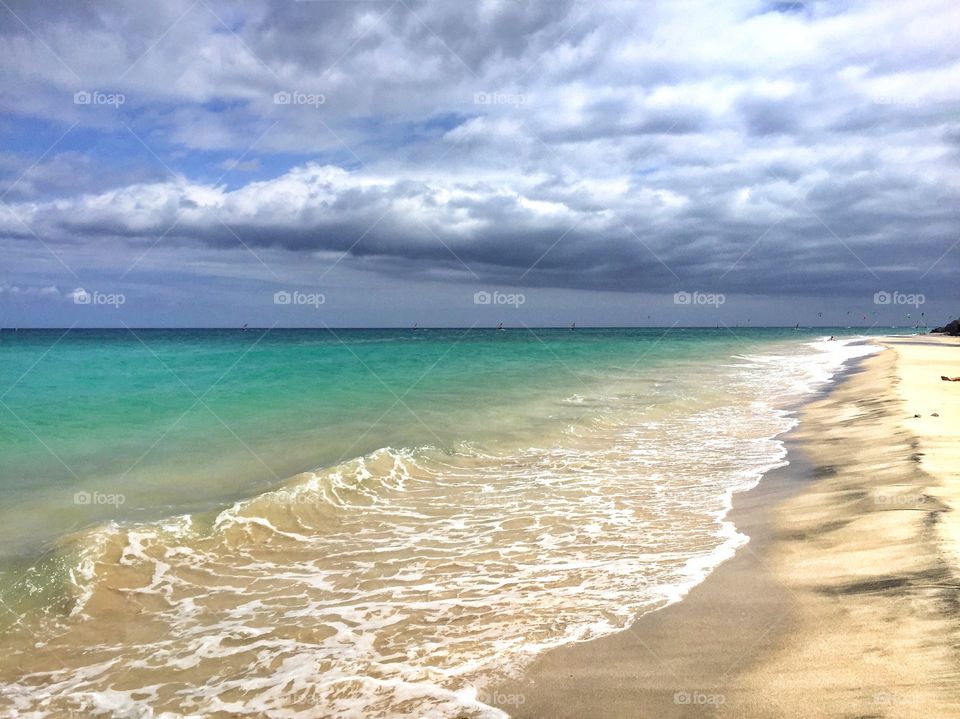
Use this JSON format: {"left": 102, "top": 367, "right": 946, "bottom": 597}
{"left": 0, "top": 325, "right": 926, "bottom": 331}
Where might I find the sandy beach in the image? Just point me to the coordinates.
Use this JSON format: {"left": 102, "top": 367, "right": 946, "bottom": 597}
{"left": 0, "top": 330, "right": 891, "bottom": 717}
{"left": 498, "top": 334, "right": 960, "bottom": 718}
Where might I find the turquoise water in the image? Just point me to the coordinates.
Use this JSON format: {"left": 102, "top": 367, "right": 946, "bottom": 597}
{"left": 0, "top": 327, "right": 904, "bottom": 562}
{"left": 0, "top": 327, "right": 914, "bottom": 718}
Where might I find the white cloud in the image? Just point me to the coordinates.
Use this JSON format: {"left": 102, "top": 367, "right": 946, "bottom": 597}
{"left": 0, "top": 0, "right": 957, "bottom": 305}
{"left": 0, "top": 282, "right": 62, "bottom": 300}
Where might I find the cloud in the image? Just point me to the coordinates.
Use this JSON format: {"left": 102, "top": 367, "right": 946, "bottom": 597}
{"left": 0, "top": 282, "right": 62, "bottom": 300}
{"left": 2, "top": 150, "right": 954, "bottom": 301}
{"left": 0, "top": 0, "right": 958, "bottom": 318}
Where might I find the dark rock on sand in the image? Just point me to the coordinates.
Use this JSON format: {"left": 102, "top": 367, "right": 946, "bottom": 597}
{"left": 930, "top": 318, "right": 960, "bottom": 335}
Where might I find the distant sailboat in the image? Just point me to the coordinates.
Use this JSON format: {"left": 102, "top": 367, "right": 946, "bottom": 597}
{"left": 497, "top": 322, "right": 504, "bottom": 331}
{"left": 412, "top": 322, "right": 418, "bottom": 331}
{"left": 570, "top": 322, "right": 576, "bottom": 331}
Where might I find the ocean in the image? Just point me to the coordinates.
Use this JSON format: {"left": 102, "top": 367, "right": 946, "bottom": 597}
{"left": 0, "top": 327, "right": 901, "bottom": 717}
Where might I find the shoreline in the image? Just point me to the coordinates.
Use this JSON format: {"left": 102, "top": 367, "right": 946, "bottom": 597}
{"left": 496, "top": 335, "right": 960, "bottom": 718}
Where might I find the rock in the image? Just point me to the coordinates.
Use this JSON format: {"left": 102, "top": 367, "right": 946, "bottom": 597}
{"left": 930, "top": 318, "right": 960, "bottom": 335}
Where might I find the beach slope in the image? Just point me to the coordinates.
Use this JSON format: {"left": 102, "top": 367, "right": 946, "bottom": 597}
{"left": 501, "top": 335, "right": 960, "bottom": 718}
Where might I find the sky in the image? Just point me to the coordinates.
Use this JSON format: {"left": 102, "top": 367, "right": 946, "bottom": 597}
{"left": 0, "top": 0, "right": 957, "bottom": 327}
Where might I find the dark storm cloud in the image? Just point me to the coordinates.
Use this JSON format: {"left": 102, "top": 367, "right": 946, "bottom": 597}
{"left": 249, "top": 0, "right": 583, "bottom": 75}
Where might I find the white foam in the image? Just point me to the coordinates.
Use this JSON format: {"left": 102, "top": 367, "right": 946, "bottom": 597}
{"left": 2, "top": 335, "right": 882, "bottom": 719}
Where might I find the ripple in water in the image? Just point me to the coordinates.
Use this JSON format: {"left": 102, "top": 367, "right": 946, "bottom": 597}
{"left": 0, "top": 338, "right": 878, "bottom": 718}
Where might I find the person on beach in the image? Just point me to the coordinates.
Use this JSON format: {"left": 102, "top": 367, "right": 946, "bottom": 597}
{"left": 942, "top": 376, "right": 960, "bottom": 382}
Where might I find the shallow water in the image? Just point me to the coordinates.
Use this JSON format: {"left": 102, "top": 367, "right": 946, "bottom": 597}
{"left": 0, "top": 328, "right": 897, "bottom": 717}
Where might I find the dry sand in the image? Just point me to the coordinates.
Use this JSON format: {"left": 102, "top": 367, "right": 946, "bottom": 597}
{"left": 494, "top": 334, "right": 960, "bottom": 718}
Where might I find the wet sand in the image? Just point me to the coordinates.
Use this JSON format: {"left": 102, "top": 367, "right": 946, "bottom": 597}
{"left": 496, "top": 335, "right": 960, "bottom": 718}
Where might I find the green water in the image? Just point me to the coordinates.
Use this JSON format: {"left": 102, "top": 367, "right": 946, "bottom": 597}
{"left": 0, "top": 327, "right": 907, "bottom": 560}
{"left": 0, "top": 326, "right": 923, "bottom": 718}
